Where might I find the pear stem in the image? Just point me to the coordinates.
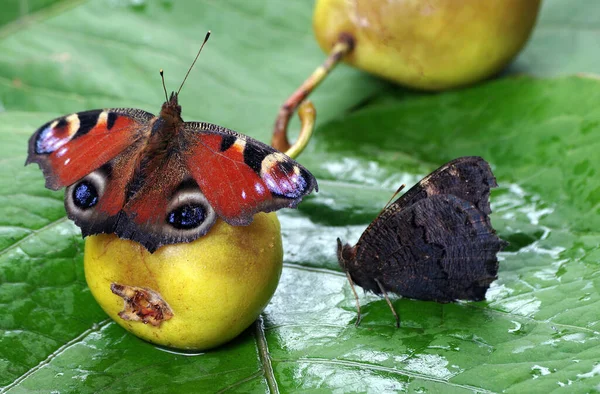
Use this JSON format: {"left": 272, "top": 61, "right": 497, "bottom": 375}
{"left": 272, "top": 33, "right": 355, "bottom": 153}
{"left": 283, "top": 100, "right": 315, "bottom": 159}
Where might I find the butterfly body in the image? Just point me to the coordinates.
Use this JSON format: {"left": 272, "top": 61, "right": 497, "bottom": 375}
{"left": 337, "top": 156, "right": 506, "bottom": 305}
{"left": 27, "top": 92, "right": 317, "bottom": 252}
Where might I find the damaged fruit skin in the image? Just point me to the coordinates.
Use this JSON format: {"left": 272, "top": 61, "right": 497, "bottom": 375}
{"left": 313, "top": 0, "right": 541, "bottom": 90}
{"left": 84, "top": 212, "right": 282, "bottom": 351}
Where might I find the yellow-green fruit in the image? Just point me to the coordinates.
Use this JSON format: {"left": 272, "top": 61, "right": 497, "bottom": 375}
{"left": 313, "top": 0, "right": 541, "bottom": 90}
{"left": 84, "top": 212, "right": 283, "bottom": 351}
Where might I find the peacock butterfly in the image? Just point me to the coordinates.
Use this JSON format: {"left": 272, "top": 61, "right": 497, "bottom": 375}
{"left": 337, "top": 156, "right": 507, "bottom": 327}
{"left": 26, "top": 32, "right": 317, "bottom": 253}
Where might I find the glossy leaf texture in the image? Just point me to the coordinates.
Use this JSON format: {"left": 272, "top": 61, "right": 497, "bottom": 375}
{"left": 1, "top": 0, "right": 600, "bottom": 393}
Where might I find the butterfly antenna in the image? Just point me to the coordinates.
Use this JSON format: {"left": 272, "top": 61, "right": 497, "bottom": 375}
{"left": 177, "top": 30, "right": 211, "bottom": 96}
{"left": 159, "top": 69, "right": 168, "bottom": 102}
{"left": 375, "top": 183, "right": 406, "bottom": 218}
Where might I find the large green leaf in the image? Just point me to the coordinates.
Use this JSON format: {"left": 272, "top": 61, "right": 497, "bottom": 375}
{"left": 2, "top": 0, "right": 600, "bottom": 393}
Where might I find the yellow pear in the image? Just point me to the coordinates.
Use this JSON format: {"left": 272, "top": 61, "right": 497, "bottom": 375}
{"left": 84, "top": 213, "right": 282, "bottom": 351}
{"left": 313, "top": 0, "right": 541, "bottom": 90}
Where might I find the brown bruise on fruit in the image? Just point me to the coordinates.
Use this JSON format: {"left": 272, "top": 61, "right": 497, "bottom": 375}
{"left": 111, "top": 283, "right": 174, "bottom": 327}
{"left": 272, "top": 33, "right": 354, "bottom": 153}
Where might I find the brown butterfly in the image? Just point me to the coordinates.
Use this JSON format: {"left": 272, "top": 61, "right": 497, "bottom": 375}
{"left": 337, "top": 156, "right": 507, "bottom": 327}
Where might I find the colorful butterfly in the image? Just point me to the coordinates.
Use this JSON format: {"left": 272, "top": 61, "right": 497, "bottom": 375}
{"left": 26, "top": 34, "right": 317, "bottom": 252}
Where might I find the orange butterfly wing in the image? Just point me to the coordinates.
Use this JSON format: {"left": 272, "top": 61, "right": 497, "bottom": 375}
{"left": 26, "top": 109, "right": 153, "bottom": 190}
{"left": 183, "top": 122, "right": 317, "bottom": 226}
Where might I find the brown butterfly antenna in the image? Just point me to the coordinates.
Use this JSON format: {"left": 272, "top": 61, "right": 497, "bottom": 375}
{"left": 159, "top": 69, "right": 168, "bottom": 102}
{"left": 177, "top": 30, "right": 211, "bottom": 96}
{"left": 376, "top": 184, "right": 406, "bottom": 218}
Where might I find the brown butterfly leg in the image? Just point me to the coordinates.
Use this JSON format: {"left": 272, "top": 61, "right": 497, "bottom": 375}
{"left": 375, "top": 279, "right": 400, "bottom": 328}
{"left": 272, "top": 33, "right": 354, "bottom": 152}
{"left": 344, "top": 271, "right": 363, "bottom": 327}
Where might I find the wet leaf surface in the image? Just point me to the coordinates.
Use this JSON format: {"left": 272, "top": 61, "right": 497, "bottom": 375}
{"left": 1, "top": 0, "right": 599, "bottom": 392}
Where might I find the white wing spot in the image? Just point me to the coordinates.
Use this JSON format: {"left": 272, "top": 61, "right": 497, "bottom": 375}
{"left": 65, "top": 113, "right": 81, "bottom": 137}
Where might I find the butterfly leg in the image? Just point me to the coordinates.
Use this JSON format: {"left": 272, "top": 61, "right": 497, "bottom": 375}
{"left": 344, "top": 271, "right": 362, "bottom": 327}
{"left": 375, "top": 279, "right": 400, "bottom": 328}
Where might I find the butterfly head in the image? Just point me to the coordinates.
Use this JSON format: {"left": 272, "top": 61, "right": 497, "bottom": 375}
{"left": 159, "top": 92, "right": 183, "bottom": 125}
{"left": 336, "top": 238, "right": 357, "bottom": 271}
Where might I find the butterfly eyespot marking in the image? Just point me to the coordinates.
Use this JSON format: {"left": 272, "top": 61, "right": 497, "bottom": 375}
{"left": 73, "top": 181, "right": 99, "bottom": 209}
{"left": 65, "top": 169, "right": 108, "bottom": 217}
{"left": 35, "top": 114, "right": 80, "bottom": 154}
{"left": 33, "top": 110, "right": 112, "bottom": 156}
{"left": 167, "top": 204, "right": 206, "bottom": 230}
{"left": 164, "top": 187, "right": 216, "bottom": 235}
{"left": 260, "top": 152, "right": 308, "bottom": 199}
